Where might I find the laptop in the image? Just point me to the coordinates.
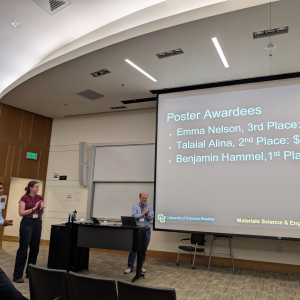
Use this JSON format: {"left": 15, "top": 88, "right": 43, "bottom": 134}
{"left": 121, "top": 216, "right": 136, "bottom": 227}
{"left": 91, "top": 217, "right": 100, "bottom": 224}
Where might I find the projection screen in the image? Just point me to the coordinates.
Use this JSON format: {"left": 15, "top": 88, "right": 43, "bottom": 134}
{"left": 154, "top": 78, "right": 300, "bottom": 239}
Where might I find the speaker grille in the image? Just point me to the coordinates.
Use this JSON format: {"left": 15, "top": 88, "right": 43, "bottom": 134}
{"left": 122, "top": 97, "right": 157, "bottom": 104}
{"left": 33, "top": 0, "right": 71, "bottom": 15}
{"left": 76, "top": 90, "right": 104, "bottom": 100}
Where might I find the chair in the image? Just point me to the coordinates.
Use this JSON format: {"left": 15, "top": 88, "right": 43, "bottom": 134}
{"left": 117, "top": 280, "right": 176, "bottom": 300}
{"left": 208, "top": 235, "right": 234, "bottom": 271}
{"left": 68, "top": 271, "right": 117, "bottom": 300}
{"left": 177, "top": 233, "right": 206, "bottom": 269}
{"left": 28, "top": 264, "right": 69, "bottom": 300}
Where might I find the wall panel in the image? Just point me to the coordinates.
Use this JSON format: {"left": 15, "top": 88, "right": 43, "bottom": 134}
{"left": 0, "top": 103, "right": 52, "bottom": 248}
{"left": 0, "top": 105, "right": 23, "bottom": 141}
{"left": 19, "top": 111, "right": 33, "bottom": 143}
{"left": 0, "top": 143, "right": 9, "bottom": 176}
{"left": 5, "top": 145, "right": 14, "bottom": 178}
{"left": 11, "top": 145, "right": 21, "bottom": 178}
{"left": 31, "top": 114, "right": 48, "bottom": 146}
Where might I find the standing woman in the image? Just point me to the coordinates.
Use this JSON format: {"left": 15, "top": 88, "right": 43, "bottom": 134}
{"left": 13, "top": 181, "right": 45, "bottom": 283}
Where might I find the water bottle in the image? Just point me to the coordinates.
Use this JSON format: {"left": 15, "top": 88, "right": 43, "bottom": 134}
{"left": 73, "top": 210, "right": 77, "bottom": 222}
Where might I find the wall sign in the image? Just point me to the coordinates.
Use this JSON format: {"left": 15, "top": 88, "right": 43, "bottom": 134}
{"left": 26, "top": 152, "right": 38, "bottom": 160}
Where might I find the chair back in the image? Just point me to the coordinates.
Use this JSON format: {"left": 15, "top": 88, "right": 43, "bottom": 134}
{"left": 117, "top": 280, "right": 176, "bottom": 300}
{"left": 191, "top": 233, "right": 205, "bottom": 245}
{"left": 68, "top": 271, "right": 117, "bottom": 300}
{"left": 28, "top": 264, "right": 69, "bottom": 300}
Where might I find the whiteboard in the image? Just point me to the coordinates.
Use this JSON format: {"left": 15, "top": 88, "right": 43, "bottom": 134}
{"left": 93, "top": 144, "right": 155, "bottom": 182}
{"left": 87, "top": 142, "right": 155, "bottom": 219}
{"left": 92, "top": 182, "right": 154, "bottom": 219}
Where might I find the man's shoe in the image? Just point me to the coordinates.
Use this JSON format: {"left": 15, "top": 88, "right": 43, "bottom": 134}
{"left": 124, "top": 268, "right": 133, "bottom": 274}
{"left": 13, "top": 278, "right": 24, "bottom": 283}
{"left": 142, "top": 268, "right": 146, "bottom": 273}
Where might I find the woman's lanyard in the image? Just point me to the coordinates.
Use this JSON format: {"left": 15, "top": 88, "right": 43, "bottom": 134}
{"left": 29, "top": 195, "right": 37, "bottom": 208}
{"left": 29, "top": 195, "right": 39, "bottom": 218}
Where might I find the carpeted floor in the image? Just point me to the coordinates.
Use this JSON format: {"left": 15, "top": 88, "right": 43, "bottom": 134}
{"left": 1, "top": 241, "right": 300, "bottom": 300}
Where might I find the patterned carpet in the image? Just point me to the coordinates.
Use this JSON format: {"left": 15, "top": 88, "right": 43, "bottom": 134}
{"left": 1, "top": 241, "right": 300, "bottom": 300}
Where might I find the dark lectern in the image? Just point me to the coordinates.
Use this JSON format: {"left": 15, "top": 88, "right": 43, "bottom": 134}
{"left": 77, "top": 224, "right": 146, "bottom": 282}
{"left": 47, "top": 224, "right": 89, "bottom": 272}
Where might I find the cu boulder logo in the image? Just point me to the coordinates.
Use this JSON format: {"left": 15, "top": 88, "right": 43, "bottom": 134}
{"left": 157, "top": 214, "right": 166, "bottom": 223}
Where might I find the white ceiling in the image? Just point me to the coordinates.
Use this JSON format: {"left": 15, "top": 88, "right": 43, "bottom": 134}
{"left": 0, "top": 0, "right": 165, "bottom": 93}
{"left": 2, "top": 0, "right": 297, "bottom": 118}
{"left": 0, "top": 0, "right": 231, "bottom": 95}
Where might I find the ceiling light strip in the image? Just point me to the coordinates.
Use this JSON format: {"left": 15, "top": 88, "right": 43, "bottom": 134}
{"left": 125, "top": 59, "right": 157, "bottom": 82}
{"left": 212, "top": 37, "right": 229, "bottom": 68}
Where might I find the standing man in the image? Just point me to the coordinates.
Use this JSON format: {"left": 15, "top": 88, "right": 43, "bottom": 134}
{"left": 0, "top": 183, "right": 28, "bottom": 300}
{"left": 124, "top": 192, "right": 154, "bottom": 274}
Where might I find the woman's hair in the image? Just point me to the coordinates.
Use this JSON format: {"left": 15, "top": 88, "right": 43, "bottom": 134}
{"left": 25, "top": 181, "right": 39, "bottom": 194}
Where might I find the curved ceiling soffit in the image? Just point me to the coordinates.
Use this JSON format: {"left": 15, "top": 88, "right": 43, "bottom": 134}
{"left": 0, "top": 0, "right": 278, "bottom": 100}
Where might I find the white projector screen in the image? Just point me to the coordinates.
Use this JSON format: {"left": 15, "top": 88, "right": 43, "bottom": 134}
{"left": 155, "top": 78, "right": 300, "bottom": 239}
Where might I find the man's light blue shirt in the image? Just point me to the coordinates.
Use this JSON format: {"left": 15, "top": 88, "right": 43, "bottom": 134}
{"left": 0, "top": 207, "right": 4, "bottom": 226}
{"left": 131, "top": 203, "right": 154, "bottom": 229}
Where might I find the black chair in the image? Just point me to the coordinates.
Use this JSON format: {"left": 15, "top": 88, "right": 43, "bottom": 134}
{"left": 117, "top": 280, "right": 176, "bottom": 300}
{"left": 68, "top": 271, "right": 117, "bottom": 300}
{"left": 28, "top": 264, "right": 69, "bottom": 300}
{"left": 177, "top": 233, "right": 206, "bottom": 269}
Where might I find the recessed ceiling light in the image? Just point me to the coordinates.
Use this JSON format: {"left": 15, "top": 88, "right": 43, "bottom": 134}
{"left": 125, "top": 59, "right": 157, "bottom": 82}
{"left": 11, "top": 21, "right": 21, "bottom": 27}
{"left": 173, "top": 49, "right": 183, "bottom": 55}
{"left": 157, "top": 53, "right": 166, "bottom": 59}
{"left": 253, "top": 26, "right": 289, "bottom": 39}
{"left": 156, "top": 48, "right": 184, "bottom": 59}
{"left": 265, "top": 29, "right": 276, "bottom": 34}
{"left": 253, "top": 31, "right": 265, "bottom": 38}
{"left": 90, "top": 68, "right": 111, "bottom": 77}
{"left": 276, "top": 27, "right": 288, "bottom": 33}
{"left": 211, "top": 37, "right": 229, "bottom": 68}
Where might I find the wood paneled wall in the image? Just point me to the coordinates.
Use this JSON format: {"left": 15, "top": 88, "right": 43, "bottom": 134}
{"left": 0, "top": 103, "right": 52, "bottom": 248}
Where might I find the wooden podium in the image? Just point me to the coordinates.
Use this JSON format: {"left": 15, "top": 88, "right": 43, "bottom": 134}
{"left": 77, "top": 224, "right": 146, "bottom": 282}
{"left": 47, "top": 224, "right": 89, "bottom": 272}
{"left": 48, "top": 223, "right": 146, "bottom": 282}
